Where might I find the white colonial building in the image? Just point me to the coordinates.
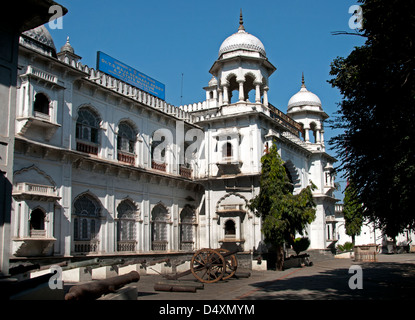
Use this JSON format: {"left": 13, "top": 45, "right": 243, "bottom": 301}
{"left": 10, "top": 14, "right": 339, "bottom": 261}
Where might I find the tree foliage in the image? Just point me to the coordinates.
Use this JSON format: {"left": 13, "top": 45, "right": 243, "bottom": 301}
{"left": 343, "top": 181, "right": 363, "bottom": 244}
{"left": 328, "top": 0, "right": 415, "bottom": 237}
{"left": 249, "top": 144, "right": 316, "bottom": 269}
{"left": 292, "top": 237, "right": 311, "bottom": 256}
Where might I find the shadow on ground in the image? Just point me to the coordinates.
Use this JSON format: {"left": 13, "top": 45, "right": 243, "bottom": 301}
{"left": 240, "top": 262, "right": 415, "bottom": 300}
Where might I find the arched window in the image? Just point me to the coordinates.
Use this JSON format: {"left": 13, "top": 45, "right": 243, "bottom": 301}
{"left": 228, "top": 75, "right": 239, "bottom": 104}
{"left": 310, "top": 122, "right": 317, "bottom": 144}
{"left": 76, "top": 107, "right": 100, "bottom": 144}
{"left": 180, "top": 206, "right": 195, "bottom": 251}
{"left": 117, "top": 122, "right": 136, "bottom": 154}
{"left": 243, "top": 74, "right": 256, "bottom": 102}
{"left": 33, "top": 93, "right": 50, "bottom": 115}
{"left": 30, "top": 208, "right": 45, "bottom": 230}
{"left": 223, "top": 138, "right": 233, "bottom": 160}
{"left": 151, "top": 204, "right": 169, "bottom": 251}
{"left": 73, "top": 194, "right": 101, "bottom": 241}
{"left": 225, "top": 220, "right": 236, "bottom": 237}
{"left": 116, "top": 200, "right": 137, "bottom": 252}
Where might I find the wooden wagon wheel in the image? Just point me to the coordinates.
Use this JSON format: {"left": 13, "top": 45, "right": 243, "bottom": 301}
{"left": 216, "top": 248, "right": 238, "bottom": 280}
{"left": 190, "top": 248, "right": 226, "bottom": 283}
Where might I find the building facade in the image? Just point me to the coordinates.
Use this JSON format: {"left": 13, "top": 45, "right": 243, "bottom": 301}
{"left": 10, "top": 16, "right": 339, "bottom": 260}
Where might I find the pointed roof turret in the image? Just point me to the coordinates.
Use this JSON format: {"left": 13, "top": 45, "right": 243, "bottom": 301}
{"left": 238, "top": 9, "right": 245, "bottom": 31}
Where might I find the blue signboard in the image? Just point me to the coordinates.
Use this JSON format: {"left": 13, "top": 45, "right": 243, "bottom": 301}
{"left": 96, "top": 51, "right": 165, "bottom": 100}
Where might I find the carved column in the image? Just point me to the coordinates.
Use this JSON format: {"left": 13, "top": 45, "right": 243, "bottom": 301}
{"left": 218, "top": 87, "right": 223, "bottom": 106}
{"left": 238, "top": 80, "right": 245, "bottom": 101}
{"left": 263, "top": 86, "right": 269, "bottom": 106}
{"left": 222, "top": 84, "right": 229, "bottom": 105}
{"left": 304, "top": 125, "right": 310, "bottom": 142}
{"left": 255, "top": 82, "right": 261, "bottom": 103}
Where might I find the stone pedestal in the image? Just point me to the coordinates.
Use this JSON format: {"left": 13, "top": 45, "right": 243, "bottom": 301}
{"left": 92, "top": 266, "right": 118, "bottom": 280}
{"left": 118, "top": 264, "right": 146, "bottom": 276}
{"left": 251, "top": 259, "right": 267, "bottom": 271}
{"left": 146, "top": 262, "right": 172, "bottom": 275}
{"left": 62, "top": 267, "right": 92, "bottom": 283}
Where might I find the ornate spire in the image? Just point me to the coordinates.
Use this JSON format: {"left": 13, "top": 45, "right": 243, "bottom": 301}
{"left": 301, "top": 72, "right": 306, "bottom": 89}
{"left": 238, "top": 9, "right": 245, "bottom": 31}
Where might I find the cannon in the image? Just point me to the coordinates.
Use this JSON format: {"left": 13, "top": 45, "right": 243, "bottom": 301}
{"left": 89, "top": 258, "right": 125, "bottom": 269}
{"left": 163, "top": 248, "right": 238, "bottom": 284}
{"left": 9, "top": 264, "right": 40, "bottom": 275}
{"left": 119, "top": 258, "right": 147, "bottom": 268}
{"left": 65, "top": 271, "right": 140, "bottom": 300}
{"left": 63, "top": 258, "right": 100, "bottom": 271}
{"left": 38, "top": 261, "right": 68, "bottom": 271}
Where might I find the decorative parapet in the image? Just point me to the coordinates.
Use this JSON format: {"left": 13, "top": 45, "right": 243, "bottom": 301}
{"left": 57, "top": 54, "right": 195, "bottom": 123}
{"left": 23, "top": 65, "right": 59, "bottom": 84}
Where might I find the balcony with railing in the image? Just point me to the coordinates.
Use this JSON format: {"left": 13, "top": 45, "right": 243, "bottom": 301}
{"left": 117, "top": 151, "right": 136, "bottom": 165}
{"left": 152, "top": 240, "right": 168, "bottom": 251}
{"left": 180, "top": 241, "right": 194, "bottom": 252}
{"left": 30, "top": 229, "right": 47, "bottom": 238}
{"left": 76, "top": 141, "right": 99, "bottom": 155}
{"left": 74, "top": 240, "right": 99, "bottom": 254}
{"left": 151, "top": 160, "right": 166, "bottom": 172}
{"left": 216, "top": 157, "right": 243, "bottom": 175}
{"left": 117, "top": 240, "right": 137, "bottom": 252}
{"left": 179, "top": 165, "right": 192, "bottom": 179}
{"left": 13, "top": 182, "right": 61, "bottom": 202}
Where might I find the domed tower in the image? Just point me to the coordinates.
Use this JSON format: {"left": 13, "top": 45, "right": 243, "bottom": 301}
{"left": 208, "top": 10, "right": 276, "bottom": 107}
{"left": 57, "top": 36, "right": 82, "bottom": 63}
{"left": 287, "top": 74, "right": 328, "bottom": 147}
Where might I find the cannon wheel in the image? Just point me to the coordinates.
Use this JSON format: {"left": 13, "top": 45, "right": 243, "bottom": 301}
{"left": 216, "top": 248, "right": 238, "bottom": 280}
{"left": 191, "top": 248, "right": 226, "bottom": 283}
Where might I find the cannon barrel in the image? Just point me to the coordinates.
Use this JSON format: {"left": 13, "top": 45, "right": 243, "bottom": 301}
{"left": 63, "top": 258, "right": 100, "bottom": 271}
{"left": 9, "top": 264, "right": 40, "bottom": 275}
{"left": 65, "top": 271, "right": 140, "bottom": 300}
{"left": 119, "top": 259, "right": 146, "bottom": 268}
{"left": 85, "top": 258, "right": 125, "bottom": 271}
{"left": 97, "top": 258, "right": 125, "bottom": 267}
{"left": 38, "top": 261, "right": 68, "bottom": 271}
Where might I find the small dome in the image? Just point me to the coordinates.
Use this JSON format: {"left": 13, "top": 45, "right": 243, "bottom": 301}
{"left": 208, "top": 76, "right": 218, "bottom": 87}
{"left": 60, "top": 37, "right": 74, "bottom": 54}
{"left": 218, "top": 10, "right": 266, "bottom": 58}
{"left": 288, "top": 75, "right": 322, "bottom": 111}
{"left": 219, "top": 30, "right": 266, "bottom": 57}
{"left": 22, "top": 25, "right": 56, "bottom": 52}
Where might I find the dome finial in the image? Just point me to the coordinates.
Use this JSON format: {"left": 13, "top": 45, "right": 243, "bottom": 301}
{"left": 301, "top": 72, "right": 306, "bottom": 88}
{"left": 60, "top": 35, "right": 75, "bottom": 54}
{"left": 238, "top": 9, "right": 245, "bottom": 31}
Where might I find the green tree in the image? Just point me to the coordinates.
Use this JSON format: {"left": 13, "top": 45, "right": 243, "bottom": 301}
{"left": 328, "top": 0, "right": 415, "bottom": 237}
{"left": 343, "top": 181, "right": 363, "bottom": 245}
{"left": 249, "top": 145, "right": 316, "bottom": 270}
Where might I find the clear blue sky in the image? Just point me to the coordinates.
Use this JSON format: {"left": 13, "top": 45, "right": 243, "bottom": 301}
{"left": 48, "top": 0, "right": 365, "bottom": 199}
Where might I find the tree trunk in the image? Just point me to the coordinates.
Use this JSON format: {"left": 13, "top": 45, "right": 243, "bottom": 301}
{"left": 275, "top": 244, "right": 285, "bottom": 271}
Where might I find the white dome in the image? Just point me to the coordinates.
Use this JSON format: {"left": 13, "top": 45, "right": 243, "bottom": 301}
{"left": 287, "top": 75, "right": 322, "bottom": 113}
{"left": 219, "top": 29, "right": 266, "bottom": 57}
{"left": 218, "top": 11, "right": 266, "bottom": 58}
{"left": 288, "top": 86, "right": 321, "bottom": 109}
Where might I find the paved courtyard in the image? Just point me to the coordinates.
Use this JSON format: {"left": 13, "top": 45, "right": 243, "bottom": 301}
{"left": 132, "top": 253, "right": 415, "bottom": 300}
